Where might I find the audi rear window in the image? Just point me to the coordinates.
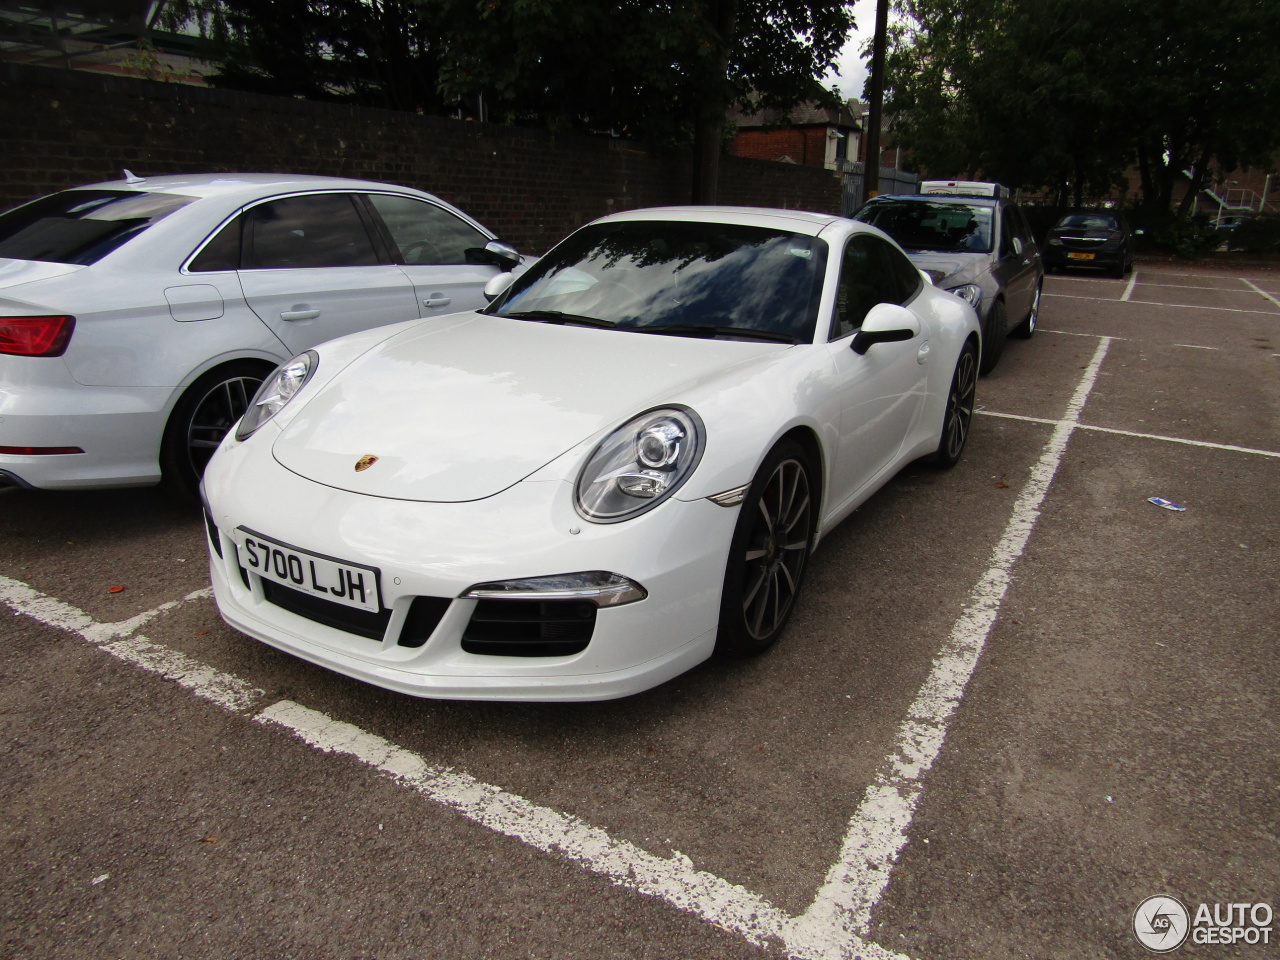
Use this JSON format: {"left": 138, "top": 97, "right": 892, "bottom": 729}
{"left": 0, "top": 190, "right": 196, "bottom": 265}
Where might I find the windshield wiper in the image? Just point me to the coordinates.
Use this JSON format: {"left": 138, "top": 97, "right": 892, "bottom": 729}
{"left": 500, "top": 310, "right": 615, "bottom": 329}
{"left": 625, "top": 324, "right": 798, "bottom": 344}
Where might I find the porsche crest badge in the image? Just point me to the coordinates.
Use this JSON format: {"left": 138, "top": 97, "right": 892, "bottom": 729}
{"left": 354, "top": 454, "right": 379, "bottom": 472}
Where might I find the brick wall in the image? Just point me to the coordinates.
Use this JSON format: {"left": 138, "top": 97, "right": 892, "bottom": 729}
{"left": 1, "top": 63, "right": 844, "bottom": 254}
{"left": 733, "top": 128, "right": 833, "bottom": 169}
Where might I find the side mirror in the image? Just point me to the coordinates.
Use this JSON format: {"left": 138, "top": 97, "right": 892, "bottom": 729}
{"left": 483, "top": 271, "right": 516, "bottom": 303}
{"left": 468, "top": 240, "right": 522, "bottom": 271}
{"left": 919, "top": 268, "right": 934, "bottom": 285}
{"left": 1012, "top": 236, "right": 1024, "bottom": 256}
{"left": 851, "top": 302, "right": 921, "bottom": 355}
{"left": 1134, "top": 228, "right": 1145, "bottom": 237}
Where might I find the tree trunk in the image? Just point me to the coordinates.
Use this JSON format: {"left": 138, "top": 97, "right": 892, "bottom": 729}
{"left": 691, "top": 0, "right": 738, "bottom": 204}
{"left": 1176, "top": 147, "right": 1213, "bottom": 219}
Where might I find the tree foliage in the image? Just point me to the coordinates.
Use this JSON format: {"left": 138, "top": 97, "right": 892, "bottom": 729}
{"left": 884, "top": 0, "right": 1280, "bottom": 215}
{"left": 161, "top": 0, "right": 449, "bottom": 112}
{"left": 163, "top": 0, "right": 855, "bottom": 144}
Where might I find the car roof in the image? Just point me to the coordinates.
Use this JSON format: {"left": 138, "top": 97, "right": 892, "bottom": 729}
{"left": 65, "top": 172, "right": 435, "bottom": 202}
{"left": 593, "top": 205, "right": 846, "bottom": 237}
{"left": 867, "top": 194, "right": 1000, "bottom": 208}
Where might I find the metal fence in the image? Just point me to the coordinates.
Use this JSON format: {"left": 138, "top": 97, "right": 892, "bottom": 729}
{"left": 840, "top": 162, "right": 920, "bottom": 216}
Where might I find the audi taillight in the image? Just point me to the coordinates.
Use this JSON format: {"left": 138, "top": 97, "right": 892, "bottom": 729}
{"left": 0, "top": 316, "right": 76, "bottom": 357}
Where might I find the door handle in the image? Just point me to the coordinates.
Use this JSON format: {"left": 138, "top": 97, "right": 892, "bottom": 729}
{"left": 422, "top": 296, "right": 452, "bottom": 308}
{"left": 917, "top": 340, "right": 931, "bottom": 364}
{"left": 280, "top": 307, "right": 320, "bottom": 321}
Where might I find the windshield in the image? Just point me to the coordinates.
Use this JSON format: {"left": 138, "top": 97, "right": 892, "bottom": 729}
{"left": 0, "top": 190, "right": 196, "bottom": 265}
{"left": 1054, "top": 214, "right": 1120, "bottom": 231}
{"left": 855, "top": 198, "right": 995, "bottom": 254}
{"left": 487, "top": 220, "right": 828, "bottom": 343}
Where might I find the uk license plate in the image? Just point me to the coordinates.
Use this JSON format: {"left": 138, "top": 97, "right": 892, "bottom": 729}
{"left": 234, "top": 528, "right": 381, "bottom": 613}
{"left": 1067, "top": 252, "right": 1095, "bottom": 260}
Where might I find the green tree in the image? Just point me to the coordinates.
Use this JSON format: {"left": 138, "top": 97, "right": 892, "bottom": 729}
{"left": 435, "top": 0, "right": 856, "bottom": 199}
{"left": 166, "top": 0, "right": 854, "bottom": 200}
{"left": 884, "top": 0, "right": 1280, "bottom": 216}
{"left": 161, "top": 0, "right": 449, "bottom": 113}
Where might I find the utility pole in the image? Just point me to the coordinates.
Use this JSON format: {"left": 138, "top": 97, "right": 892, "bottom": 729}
{"left": 863, "top": 0, "right": 889, "bottom": 202}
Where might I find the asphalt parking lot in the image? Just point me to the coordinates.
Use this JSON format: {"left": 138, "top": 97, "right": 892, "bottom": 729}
{"left": 3, "top": 261, "right": 1277, "bottom": 960}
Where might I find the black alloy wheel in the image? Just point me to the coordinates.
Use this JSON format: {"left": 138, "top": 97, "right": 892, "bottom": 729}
{"left": 161, "top": 361, "right": 268, "bottom": 500}
{"left": 716, "top": 441, "right": 815, "bottom": 656}
{"left": 932, "top": 340, "right": 979, "bottom": 468}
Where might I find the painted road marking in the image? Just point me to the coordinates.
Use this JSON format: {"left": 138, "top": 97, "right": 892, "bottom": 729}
{"left": 781, "top": 337, "right": 1112, "bottom": 959}
{"left": 0, "top": 340, "right": 1127, "bottom": 960}
{"left": 1121, "top": 271, "right": 1138, "bottom": 301}
{"left": 977, "top": 411, "right": 1280, "bottom": 459}
{"left": 1043, "top": 294, "right": 1280, "bottom": 315}
{"left": 1241, "top": 278, "right": 1280, "bottom": 309}
{"left": 1174, "top": 343, "right": 1220, "bottom": 350}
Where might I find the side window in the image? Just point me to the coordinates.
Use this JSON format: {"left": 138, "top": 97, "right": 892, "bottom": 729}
{"left": 999, "top": 206, "right": 1020, "bottom": 257}
{"left": 1012, "top": 204, "right": 1036, "bottom": 248}
{"left": 243, "top": 193, "right": 379, "bottom": 269}
{"left": 832, "top": 235, "right": 919, "bottom": 339}
{"left": 188, "top": 216, "right": 242, "bottom": 272}
{"left": 366, "top": 193, "right": 488, "bottom": 266}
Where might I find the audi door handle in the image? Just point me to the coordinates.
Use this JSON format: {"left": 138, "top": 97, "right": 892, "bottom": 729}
{"left": 280, "top": 307, "right": 320, "bottom": 321}
{"left": 422, "top": 296, "right": 452, "bottom": 308}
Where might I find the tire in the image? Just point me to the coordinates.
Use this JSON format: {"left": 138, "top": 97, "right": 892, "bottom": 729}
{"left": 930, "top": 340, "right": 979, "bottom": 468}
{"left": 161, "top": 361, "right": 270, "bottom": 500}
{"left": 1110, "top": 257, "right": 1125, "bottom": 279}
{"left": 978, "top": 299, "right": 1007, "bottom": 375}
{"left": 715, "top": 440, "right": 816, "bottom": 656}
{"left": 1010, "top": 282, "right": 1041, "bottom": 339}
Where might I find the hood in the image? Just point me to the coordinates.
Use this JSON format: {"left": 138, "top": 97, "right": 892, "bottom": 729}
{"left": 272, "top": 313, "right": 780, "bottom": 501}
{"left": 0, "top": 258, "right": 84, "bottom": 292}
{"left": 906, "top": 251, "right": 988, "bottom": 288}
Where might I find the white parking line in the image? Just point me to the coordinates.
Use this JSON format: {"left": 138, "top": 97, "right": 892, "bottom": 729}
{"left": 1043, "top": 294, "right": 1280, "bottom": 316}
{"left": 0, "top": 342, "right": 1117, "bottom": 960}
{"left": 976, "top": 411, "right": 1280, "bottom": 459}
{"left": 781, "top": 337, "right": 1112, "bottom": 959}
{"left": 1121, "top": 271, "right": 1138, "bottom": 301}
{"left": 1241, "top": 278, "right": 1280, "bottom": 309}
{"left": 1174, "top": 344, "right": 1220, "bottom": 350}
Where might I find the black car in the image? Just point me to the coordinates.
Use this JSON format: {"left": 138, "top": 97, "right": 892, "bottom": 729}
{"left": 1044, "top": 212, "right": 1136, "bottom": 278}
{"left": 854, "top": 185, "right": 1043, "bottom": 374}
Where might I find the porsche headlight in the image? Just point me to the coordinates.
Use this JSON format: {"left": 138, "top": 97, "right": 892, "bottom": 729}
{"left": 235, "top": 351, "right": 318, "bottom": 441}
{"left": 575, "top": 407, "right": 704, "bottom": 523}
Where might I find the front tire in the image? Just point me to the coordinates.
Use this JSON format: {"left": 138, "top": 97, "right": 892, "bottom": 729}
{"left": 931, "top": 340, "right": 978, "bottom": 468}
{"left": 978, "top": 299, "right": 1007, "bottom": 375}
{"left": 1010, "top": 282, "right": 1041, "bottom": 339}
{"left": 161, "top": 361, "right": 270, "bottom": 500}
{"left": 715, "top": 441, "right": 816, "bottom": 656}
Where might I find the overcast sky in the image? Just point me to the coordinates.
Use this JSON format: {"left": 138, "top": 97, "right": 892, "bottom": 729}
{"left": 823, "top": 0, "right": 904, "bottom": 102}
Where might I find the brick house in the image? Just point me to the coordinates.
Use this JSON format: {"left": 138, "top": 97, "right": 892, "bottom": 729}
{"left": 730, "top": 100, "right": 863, "bottom": 173}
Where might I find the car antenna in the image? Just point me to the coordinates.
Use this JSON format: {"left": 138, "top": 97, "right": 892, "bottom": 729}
{"left": 122, "top": 169, "right": 146, "bottom": 184}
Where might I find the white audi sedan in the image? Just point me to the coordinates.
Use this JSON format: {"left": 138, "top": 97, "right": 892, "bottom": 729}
{"left": 0, "top": 173, "right": 521, "bottom": 497}
{"left": 202, "top": 207, "right": 980, "bottom": 701}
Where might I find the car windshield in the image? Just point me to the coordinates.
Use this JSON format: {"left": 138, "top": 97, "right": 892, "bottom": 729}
{"left": 855, "top": 198, "right": 995, "bottom": 253}
{"left": 487, "top": 220, "right": 827, "bottom": 343}
{"left": 1054, "top": 214, "right": 1119, "bottom": 230}
{"left": 0, "top": 190, "right": 196, "bottom": 265}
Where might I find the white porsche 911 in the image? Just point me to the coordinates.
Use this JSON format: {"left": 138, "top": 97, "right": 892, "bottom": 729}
{"left": 201, "top": 206, "right": 981, "bottom": 701}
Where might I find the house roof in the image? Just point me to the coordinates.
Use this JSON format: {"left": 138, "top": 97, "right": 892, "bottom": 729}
{"left": 730, "top": 99, "right": 863, "bottom": 131}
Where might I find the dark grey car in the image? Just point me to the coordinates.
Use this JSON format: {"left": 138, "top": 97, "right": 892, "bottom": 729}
{"left": 854, "top": 192, "right": 1043, "bottom": 373}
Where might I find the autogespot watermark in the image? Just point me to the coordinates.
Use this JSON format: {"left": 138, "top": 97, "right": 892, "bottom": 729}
{"left": 1133, "top": 895, "right": 1274, "bottom": 952}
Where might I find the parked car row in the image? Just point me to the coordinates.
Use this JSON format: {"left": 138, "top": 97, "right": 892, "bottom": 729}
{"left": 2, "top": 174, "right": 985, "bottom": 701}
